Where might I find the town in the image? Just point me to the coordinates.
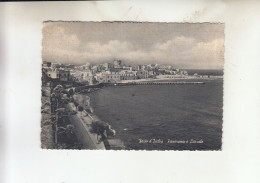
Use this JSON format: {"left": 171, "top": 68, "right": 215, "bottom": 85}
{"left": 40, "top": 22, "right": 224, "bottom": 151}
{"left": 42, "top": 60, "right": 194, "bottom": 85}
{"left": 41, "top": 60, "right": 217, "bottom": 150}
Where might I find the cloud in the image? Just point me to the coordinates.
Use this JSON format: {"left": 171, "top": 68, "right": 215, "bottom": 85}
{"left": 85, "top": 40, "right": 134, "bottom": 56}
{"left": 156, "top": 36, "right": 196, "bottom": 51}
{"left": 43, "top": 26, "right": 80, "bottom": 51}
{"left": 43, "top": 33, "right": 224, "bottom": 69}
{"left": 182, "top": 38, "right": 224, "bottom": 69}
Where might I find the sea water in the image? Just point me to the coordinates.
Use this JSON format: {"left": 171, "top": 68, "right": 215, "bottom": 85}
{"left": 88, "top": 79, "right": 223, "bottom": 150}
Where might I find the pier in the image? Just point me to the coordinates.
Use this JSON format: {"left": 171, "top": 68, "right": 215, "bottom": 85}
{"left": 113, "top": 81, "right": 205, "bottom": 86}
{"left": 73, "top": 81, "right": 205, "bottom": 93}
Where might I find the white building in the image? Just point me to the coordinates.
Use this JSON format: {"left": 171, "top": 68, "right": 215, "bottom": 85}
{"left": 46, "top": 68, "right": 70, "bottom": 81}
{"left": 137, "top": 70, "right": 149, "bottom": 79}
{"left": 70, "top": 70, "right": 94, "bottom": 84}
{"left": 105, "top": 72, "right": 121, "bottom": 83}
{"left": 122, "top": 66, "right": 133, "bottom": 71}
{"left": 95, "top": 71, "right": 121, "bottom": 83}
{"left": 156, "top": 74, "right": 183, "bottom": 79}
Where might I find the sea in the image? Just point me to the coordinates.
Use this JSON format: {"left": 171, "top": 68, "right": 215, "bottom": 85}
{"left": 88, "top": 71, "right": 223, "bottom": 150}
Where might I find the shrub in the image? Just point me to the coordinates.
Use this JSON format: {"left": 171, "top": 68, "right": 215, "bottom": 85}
{"left": 90, "top": 122, "right": 106, "bottom": 136}
{"left": 77, "top": 105, "right": 84, "bottom": 112}
{"left": 41, "top": 108, "right": 50, "bottom": 114}
{"left": 74, "top": 101, "right": 79, "bottom": 107}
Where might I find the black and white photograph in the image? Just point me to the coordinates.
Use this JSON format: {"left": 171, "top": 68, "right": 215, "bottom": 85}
{"left": 2, "top": 1, "right": 260, "bottom": 183}
{"left": 41, "top": 22, "right": 224, "bottom": 150}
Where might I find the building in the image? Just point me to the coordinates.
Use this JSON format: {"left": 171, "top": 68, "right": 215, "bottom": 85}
{"left": 59, "top": 70, "right": 70, "bottom": 81}
{"left": 97, "top": 64, "right": 106, "bottom": 71}
{"left": 180, "top": 70, "right": 188, "bottom": 75}
{"left": 148, "top": 71, "right": 155, "bottom": 77}
{"left": 136, "top": 70, "right": 149, "bottom": 79}
{"left": 46, "top": 69, "right": 58, "bottom": 79}
{"left": 103, "top": 63, "right": 114, "bottom": 71}
{"left": 70, "top": 70, "right": 94, "bottom": 84}
{"left": 156, "top": 74, "right": 183, "bottom": 79}
{"left": 81, "top": 71, "right": 94, "bottom": 84}
{"left": 147, "top": 64, "right": 156, "bottom": 70}
{"left": 78, "top": 63, "right": 91, "bottom": 70}
{"left": 66, "top": 64, "right": 75, "bottom": 69}
{"left": 46, "top": 69, "right": 70, "bottom": 81}
{"left": 113, "top": 60, "right": 122, "bottom": 69}
{"left": 137, "top": 65, "right": 142, "bottom": 71}
{"left": 105, "top": 72, "right": 121, "bottom": 83}
{"left": 50, "top": 63, "right": 60, "bottom": 69}
{"left": 122, "top": 66, "right": 133, "bottom": 71}
{"left": 94, "top": 71, "right": 121, "bottom": 83}
{"left": 169, "top": 70, "right": 177, "bottom": 75}
{"left": 91, "top": 65, "right": 99, "bottom": 73}
{"left": 141, "top": 65, "right": 148, "bottom": 70}
{"left": 120, "top": 72, "right": 136, "bottom": 80}
{"left": 42, "top": 61, "right": 52, "bottom": 68}
{"left": 95, "top": 72, "right": 107, "bottom": 83}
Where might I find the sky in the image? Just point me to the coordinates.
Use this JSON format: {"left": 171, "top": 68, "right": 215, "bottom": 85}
{"left": 42, "top": 22, "right": 224, "bottom": 69}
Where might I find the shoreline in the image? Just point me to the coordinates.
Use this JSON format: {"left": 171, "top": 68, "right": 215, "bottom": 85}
{"left": 79, "top": 79, "right": 222, "bottom": 150}
{"left": 74, "top": 94, "right": 98, "bottom": 120}
{"left": 71, "top": 78, "right": 222, "bottom": 150}
{"left": 71, "top": 76, "right": 223, "bottom": 93}
{"left": 119, "top": 76, "right": 223, "bottom": 83}
{"left": 73, "top": 92, "right": 125, "bottom": 149}
{"left": 66, "top": 102, "right": 106, "bottom": 149}
{"left": 74, "top": 77, "right": 223, "bottom": 129}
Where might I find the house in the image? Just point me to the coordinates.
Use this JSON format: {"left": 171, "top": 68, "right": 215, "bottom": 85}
{"left": 137, "top": 70, "right": 149, "bottom": 79}
{"left": 105, "top": 72, "right": 121, "bottom": 83}
{"left": 95, "top": 72, "right": 107, "bottom": 83}
{"left": 120, "top": 72, "right": 136, "bottom": 80}
{"left": 42, "top": 61, "right": 52, "bottom": 68}
{"left": 46, "top": 69, "right": 70, "bottom": 81}
{"left": 103, "top": 63, "right": 114, "bottom": 70}
{"left": 113, "top": 60, "right": 123, "bottom": 69}
{"left": 123, "top": 66, "right": 133, "bottom": 71}
{"left": 70, "top": 70, "right": 94, "bottom": 84}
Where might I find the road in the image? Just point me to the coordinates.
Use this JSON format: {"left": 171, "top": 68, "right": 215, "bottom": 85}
{"left": 66, "top": 103, "right": 105, "bottom": 150}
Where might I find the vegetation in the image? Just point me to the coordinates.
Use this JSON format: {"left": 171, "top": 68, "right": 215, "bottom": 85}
{"left": 77, "top": 105, "right": 84, "bottom": 116}
{"left": 90, "top": 121, "right": 116, "bottom": 142}
{"left": 41, "top": 73, "right": 82, "bottom": 149}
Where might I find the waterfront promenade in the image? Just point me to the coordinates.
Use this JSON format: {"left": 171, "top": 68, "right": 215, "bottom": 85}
{"left": 117, "top": 81, "right": 205, "bottom": 85}
{"left": 119, "top": 76, "right": 222, "bottom": 84}
{"left": 66, "top": 102, "right": 105, "bottom": 150}
{"left": 72, "top": 94, "right": 125, "bottom": 150}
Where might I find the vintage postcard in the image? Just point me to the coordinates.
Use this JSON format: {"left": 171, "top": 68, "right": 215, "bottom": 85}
{"left": 41, "top": 21, "right": 224, "bottom": 150}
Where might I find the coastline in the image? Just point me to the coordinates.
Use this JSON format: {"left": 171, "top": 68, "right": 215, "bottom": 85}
{"left": 66, "top": 102, "right": 106, "bottom": 149}
{"left": 73, "top": 92, "right": 125, "bottom": 150}
{"left": 119, "top": 76, "right": 223, "bottom": 83}
{"left": 77, "top": 78, "right": 223, "bottom": 150}
{"left": 73, "top": 93, "right": 97, "bottom": 120}
{"left": 71, "top": 77, "right": 223, "bottom": 150}
{"left": 71, "top": 76, "right": 223, "bottom": 93}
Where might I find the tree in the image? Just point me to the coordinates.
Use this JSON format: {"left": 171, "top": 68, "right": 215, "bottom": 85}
{"left": 89, "top": 121, "right": 116, "bottom": 143}
{"left": 92, "top": 78, "right": 98, "bottom": 84}
{"left": 53, "top": 85, "right": 63, "bottom": 97}
{"left": 52, "top": 84, "right": 64, "bottom": 108}
{"left": 58, "top": 124, "right": 75, "bottom": 136}
{"left": 53, "top": 84, "right": 63, "bottom": 93}
{"left": 68, "top": 88, "right": 74, "bottom": 97}
{"left": 55, "top": 108, "right": 66, "bottom": 114}
{"left": 90, "top": 122, "right": 106, "bottom": 143}
{"left": 77, "top": 105, "right": 84, "bottom": 115}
